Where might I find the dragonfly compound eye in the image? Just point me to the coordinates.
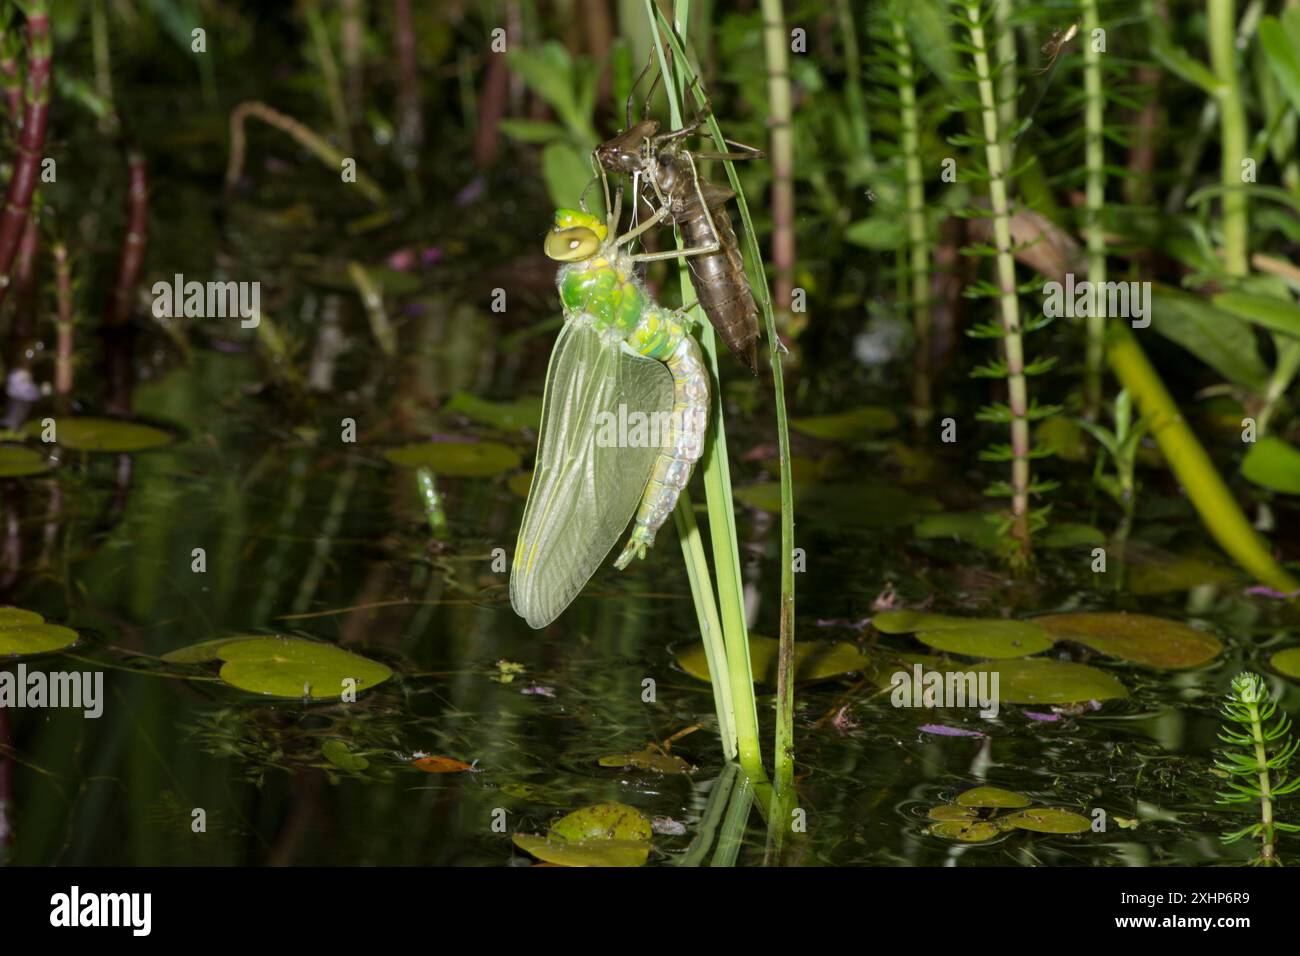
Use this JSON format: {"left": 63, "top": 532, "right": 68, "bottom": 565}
{"left": 544, "top": 226, "right": 600, "bottom": 262}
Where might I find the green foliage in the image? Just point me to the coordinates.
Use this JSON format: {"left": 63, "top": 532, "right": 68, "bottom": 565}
{"left": 1215, "top": 673, "right": 1300, "bottom": 865}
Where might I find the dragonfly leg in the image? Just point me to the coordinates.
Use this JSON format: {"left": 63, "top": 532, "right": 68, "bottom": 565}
{"left": 626, "top": 152, "right": 723, "bottom": 263}
{"left": 615, "top": 314, "right": 708, "bottom": 569}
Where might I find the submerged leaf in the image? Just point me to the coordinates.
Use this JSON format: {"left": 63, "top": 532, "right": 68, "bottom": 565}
{"left": 322, "top": 739, "right": 369, "bottom": 772}
{"left": 1035, "top": 612, "right": 1222, "bottom": 668}
{"left": 384, "top": 440, "right": 521, "bottom": 476}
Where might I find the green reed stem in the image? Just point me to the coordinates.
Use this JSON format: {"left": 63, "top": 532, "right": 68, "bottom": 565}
{"left": 645, "top": 0, "right": 765, "bottom": 783}
{"left": 893, "top": 12, "right": 933, "bottom": 427}
{"left": 1081, "top": 0, "right": 1106, "bottom": 421}
{"left": 1107, "top": 324, "right": 1300, "bottom": 593}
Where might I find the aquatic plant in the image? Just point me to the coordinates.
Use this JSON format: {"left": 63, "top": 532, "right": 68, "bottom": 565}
{"left": 1215, "top": 672, "right": 1300, "bottom": 865}
{"left": 1075, "top": 389, "right": 1147, "bottom": 553}
{"left": 950, "top": 0, "right": 1058, "bottom": 567}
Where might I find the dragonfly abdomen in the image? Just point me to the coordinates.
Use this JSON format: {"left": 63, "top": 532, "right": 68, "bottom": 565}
{"left": 614, "top": 313, "right": 709, "bottom": 569}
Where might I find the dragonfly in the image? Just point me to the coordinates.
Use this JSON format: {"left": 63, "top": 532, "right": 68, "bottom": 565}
{"left": 593, "top": 63, "right": 763, "bottom": 374}
{"left": 510, "top": 191, "right": 709, "bottom": 630}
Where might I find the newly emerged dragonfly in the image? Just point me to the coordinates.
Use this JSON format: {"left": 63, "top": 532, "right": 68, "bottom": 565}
{"left": 593, "top": 68, "right": 763, "bottom": 374}
{"left": 510, "top": 196, "right": 709, "bottom": 629}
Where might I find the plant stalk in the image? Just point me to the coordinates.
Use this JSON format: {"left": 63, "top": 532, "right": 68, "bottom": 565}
{"left": 1081, "top": 0, "right": 1106, "bottom": 420}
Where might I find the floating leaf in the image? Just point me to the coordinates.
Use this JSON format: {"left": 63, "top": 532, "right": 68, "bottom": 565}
{"left": 927, "top": 805, "right": 980, "bottom": 821}
{"left": 0, "top": 445, "right": 52, "bottom": 477}
{"left": 929, "top": 820, "right": 1001, "bottom": 842}
{"left": 412, "top": 754, "right": 474, "bottom": 773}
{"left": 1241, "top": 436, "right": 1300, "bottom": 494}
{"left": 676, "top": 635, "right": 869, "bottom": 685}
{"left": 790, "top": 406, "right": 898, "bottom": 440}
{"left": 0, "top": 607, "right": 43, "bottom": 627}
{"left": 383, "top": 440, "right": 521, "bottom": 477}
{"left": 1039, "top": 522, "right": 1106, "bottom": 549}
{"left": 1271, "top": 648, "right": 1300, "bottom": 681}
{"left": 507, "top": 470, "right": 533, "bottom": 499}
{"left": 969, "top": 659, "right": 1129, "bottom": 704}
{"left": 875, "top": 611, "right": 1052, "bottom": 658}
{"left": 598, "top": 749, "right": 692, "bottom": 774}
{"left": 444, "top": 392, "right": 543, "bottom": 432}
{"left": 26, "top": 416, "right": 173, "bottom": 452}
{"left": 956, "top": 786, "right": 1032, "bottom": 809}
{"left": 322, "top": 739, "right": 369, "bottom": 772}
{"left": 161, "top": 635, "right": 261, "bottom": 664}
{"left": 1124, "top": 543, "right": 1238, "bottom": 595}
{"left": 1035, "top": 612, "right": 1222, "bottom": 668}
{"left": 1002, "top": 808, "right": 1092, "bottom": 834}
{"left": 0, "top": 621, "right": 79, "bottom": 656}
{"left": 914, "top": 511, "right": 1001, "bottom": 552}
{"left": 513, "top": 802, "right": 652, "bottom": 867}
{"left": 215, "top": 637, "right": 392, "bottom": 700}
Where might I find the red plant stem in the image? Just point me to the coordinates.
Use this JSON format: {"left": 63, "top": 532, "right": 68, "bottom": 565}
{"left": 53, "top": 239, "right": 72, "bottom": 394}
{"left": 472, "top": 41, "right": 508, "bottom": 167}
{"left": 0, "top": 2, "right": 49, "bottom": 312}
{"left": 103, "top": 148, "right": 147, "bottom": 328}
{"left": 0, "top": 29, "right": 21, "bottom": 123}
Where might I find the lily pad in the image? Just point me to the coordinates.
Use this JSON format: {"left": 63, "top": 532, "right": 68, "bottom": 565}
{"left": 955, "top": 786, "right": 1032, "bottom": 809}
{"left": 791, "top": 406, "right": 898, "bottom": 440}
{"left": 0, "top": 621, "right": 80, "bottom": 656}
{"left": 383, "top": 440, "right": 521, "bottom": 477}
{"left": 1271, "top": 648, "right": 1300, "bottom": 681}
{"left": 214, "top": 636, "right": 392, "bottom": 700}
{"left": 1039, "top": 522, "right": 1107, "bottom": 549}
{"left": 927, "top": 805, "right": 980, "bottom": 821}
{"left": 513, "top": 802, "right": 652, "bottom": 867}
{"left": 0, "top": 445, "right": 52, "bottom": 477}
{"left": 507, "top": 470, "right": 533, "bottom": 499}
{"left": 929, "top": 820, "right": 1002, "bottom": 842}
{"left": 0, "top": 607, "right": 44, "bottom": 627}
{"left": 1002, "top": 807, "right": 1092, "bottom": 834}
{"left": 1034, "top": 612, "right": 1222, "bottom": 668}
{"left": 598, "top": 749, "right": 692, "bottom": 774}
{"left": 26, "top": 416, "right": 173, "bottom": 452}
{"left": 1242, "top": 435, "right": 1300, "bottom": 494}
{"left": 875, "top": 611, "right": 1052, "bottom": 658}
{"left": 969, "top": 659, "right": 1129, "bottom": 704}
{"left": 914, "top": 512, "right": 1001, "bottom": 552}
{"left": 675, "top": 635, "right": 869, "bottom": 685}
{"left": 1124, "top": 543, "right": 1238, "bottom": 594}
{"left": 161, "top": 635, "right": 261, "bottom": 664}
{"left": 444, "top": 392, "right": 543, "bottom": 432}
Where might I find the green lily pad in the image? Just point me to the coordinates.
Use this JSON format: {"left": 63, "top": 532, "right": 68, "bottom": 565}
{"left": 444, "top": 392, "right": 543, "bottom": 432}
{"left": 26, "top": 416, "right": 173, "bottom": 452}
{"left": 791, "top": 406, "right": 898, "bottom": 440}
{"left": 507, "top": 470, "right": 533, "bottom": 499}
{"left": 161, "top": 635, "right": 262, "bottom": 663}
{"left": 1242, "top": 435, "right": 1300, "bottom": 494}
{"left": 676, "top": 635, "right": 869, "bottom": 685}
{"left": 927, "top": 805, "right": 980, "bottom": 821}
{"left": 215, "top": 636, "right": 392, "bottom": 700}
{"left": 0, "top": 445, "right": 52, "bottom": 477}
{"left": 875, "top": 611, "right": 1052, "bottom": 658}
{"left": 1034, "top": 612, "right": 1222, "bottom": 668}
{"left": 383, "top": 440, "right": 521, "bottom": 477}
{"left": 321, "top": 739, "right": 369, "bottom": 772}
{"left": 955, "top": 786, "right": 1032, "bottom": 809}
{"left": 0, "top": 622, "right": 80, "bottom": 656}
{"left": 1002, "top": 807, "right": 1092, "bottom": 834}
{"left": 969, "top": 659, "right": 1129, "bottom": 704}
{"left": 513, "top": 802, "right": 652, "bottom": 867}
{"left": 1271, "top": 648, "right": 1300, "bottom": 681}
{"left": 1039, "top": 522, "right": 1107, "bottom": 549}
{"left": 0, "top": 607, "right": 44, "bottom": 627}
{"left": 929, "top": 820, "right": 1002, "bottom": 842}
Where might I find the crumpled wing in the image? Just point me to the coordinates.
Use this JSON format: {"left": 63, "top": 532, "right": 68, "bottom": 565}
{"left": 510, "top": 319, "right": 673, "bottom": 629}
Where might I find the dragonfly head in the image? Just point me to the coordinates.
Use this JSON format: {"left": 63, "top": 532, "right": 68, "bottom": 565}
{"left": 545, "top": 208, "right": 607, "bottom": 262}
{"left": 595, "top": 120, "right": 659, "bottom": 174}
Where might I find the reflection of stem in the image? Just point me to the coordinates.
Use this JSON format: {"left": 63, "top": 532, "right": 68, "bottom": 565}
{"left": 53, "top": 241, "right": 73, "bottom": 395}
{"left": 675, "top": 763, "right": 737, "bottom": 866}
{"left": 292, "top": 458, "right": 359, "bottom": 613}
{"left": 394, "top": 0, "right": 422, "bottom": 164}
{"left": 0, "top": 705, "right": 13, "bottom": 852}
{"left": 103, "top": 149, "right": 147, "bottom": 329}
{"left": 710, "top": 769, "right": 754, "bottom": 867}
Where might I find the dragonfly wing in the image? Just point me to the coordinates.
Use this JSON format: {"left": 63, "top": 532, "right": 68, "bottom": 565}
{"left": 510, "top": 319, "right": 673, "bottom": 629}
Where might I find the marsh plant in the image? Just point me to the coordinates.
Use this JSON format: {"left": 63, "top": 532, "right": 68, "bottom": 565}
{"left": 1215, "top": 672, "right": 1300, "bottom": 865}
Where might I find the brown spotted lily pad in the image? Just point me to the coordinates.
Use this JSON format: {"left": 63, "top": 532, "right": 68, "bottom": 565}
{"left": 929, "top": 820, "right": 1002, "bottom": 842}
{"left": 598, "top": 748, "right": 693, "bottom": 774}
{"left": 512, "top": 802, "right": 652, "bottom": 867}
{"left": 1035, "top": 612, "right": 1222, "bottom": 668}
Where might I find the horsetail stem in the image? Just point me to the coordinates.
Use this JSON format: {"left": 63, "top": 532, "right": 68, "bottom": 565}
{"left": 1081, "top": 0, "right": 1107, "bottom": 420}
